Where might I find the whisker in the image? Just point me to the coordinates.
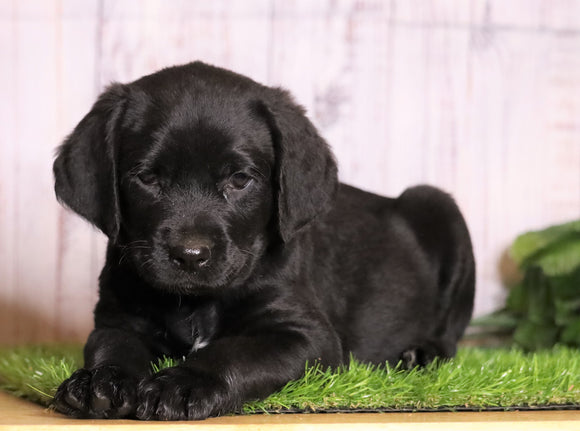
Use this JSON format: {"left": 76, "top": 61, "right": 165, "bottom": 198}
{"left": 120, "top": 240, "right": 149, "bottom": 250}
{"left": 118, "top": 251, "right": 129, "bottom": 265}
{"left": 140, "top": 257, "right": 154, "bottom": 269}
{"left": 239, "top": 249, "right": 257, "bottom": 257}
{"left": 118, "top": 240, "right": 152, "bottom": 265}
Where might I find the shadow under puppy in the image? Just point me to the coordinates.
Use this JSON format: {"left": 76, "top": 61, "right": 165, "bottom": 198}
{"left": 52, "top": 61, "right": 475, "bottom": 420}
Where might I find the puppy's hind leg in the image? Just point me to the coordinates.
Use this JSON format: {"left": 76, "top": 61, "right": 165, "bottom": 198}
{"left": 397, "top": 185, "right": 476, "bottom": 366}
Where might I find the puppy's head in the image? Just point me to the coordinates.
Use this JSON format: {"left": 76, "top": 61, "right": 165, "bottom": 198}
{"left": 54, "top": 62, "right": 337, "bottom": 293}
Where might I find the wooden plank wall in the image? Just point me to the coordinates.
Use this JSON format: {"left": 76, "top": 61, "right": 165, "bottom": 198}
{"left": 0, "top": 0, "right": 579, "bottom": 344}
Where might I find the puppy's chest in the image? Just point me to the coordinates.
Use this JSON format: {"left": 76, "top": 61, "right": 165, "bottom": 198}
{"left": 163, "top": 300, "right": 220, "bottom": 353}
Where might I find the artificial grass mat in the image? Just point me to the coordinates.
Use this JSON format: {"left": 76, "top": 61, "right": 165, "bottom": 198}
{"left": 0, "top": 345, "right": 579, "bottom": 413}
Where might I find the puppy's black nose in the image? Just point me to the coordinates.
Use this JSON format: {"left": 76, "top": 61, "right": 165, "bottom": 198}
{"left": 169, "top": 241, "right": 212, "bottom": 271}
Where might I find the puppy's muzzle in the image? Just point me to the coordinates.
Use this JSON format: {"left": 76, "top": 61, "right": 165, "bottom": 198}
{"left": 169, "top": 237, "right": 213, "bottom": 272}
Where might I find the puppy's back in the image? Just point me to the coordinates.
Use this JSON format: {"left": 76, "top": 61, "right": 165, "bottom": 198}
{"left": 308, "top": 183, "right": 475, "bottom": 364}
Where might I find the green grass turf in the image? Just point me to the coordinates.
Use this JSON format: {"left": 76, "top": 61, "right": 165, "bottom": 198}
{"left": 0, "top": 345, "right": 578, "bottom": 413}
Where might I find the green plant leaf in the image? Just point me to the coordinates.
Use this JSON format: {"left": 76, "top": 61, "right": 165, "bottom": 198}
{"left": 560, "top": 318, "right": 580, "bottom": 346}
{"left": 524, "top": 267, "right": 554, "bottom": 324}
{"left": 527, "top": 237, "right": 580, "bottom": 276}
{"left": 554, "top": 297, "right": 580, "bottom": 326}
{"left": 513, "top": 321, "right": 560, "bottom": 351}
{"left": 511, "top": 219, "right": 580, "bottom": 268}
{"left": 550, "top": 266, "right": 580, "bottom": 300}
{"left": 469, "top": 309, "right": 518, "bottom": 329}
{"left": 506, "top": 282, "right": 527, "bottom": 313}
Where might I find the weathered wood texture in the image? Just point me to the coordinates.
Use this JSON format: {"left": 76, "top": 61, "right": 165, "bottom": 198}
{"left": 1, "top": 0, "right": 579, "bottom": 343}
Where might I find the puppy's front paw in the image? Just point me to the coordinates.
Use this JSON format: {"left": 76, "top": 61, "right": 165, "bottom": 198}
{"left": 136, "top": 366, "right": 229, "bottom": 420}
{"left": 53, "top": 366, "right": 138, "bottom": 418}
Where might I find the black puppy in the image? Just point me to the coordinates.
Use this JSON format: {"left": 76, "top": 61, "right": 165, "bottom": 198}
{"left": 53, "top": 61, "right": 475, "bottom": 420}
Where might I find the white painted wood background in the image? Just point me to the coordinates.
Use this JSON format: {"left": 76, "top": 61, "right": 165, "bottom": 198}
{"left": 1, "top": 0, "right": 579, "bottom": 344}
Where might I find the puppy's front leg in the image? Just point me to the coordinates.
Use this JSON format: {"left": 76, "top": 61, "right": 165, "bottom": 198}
{"left": 53, "top": 328, "right": 155, "bottom": 419}
{"left": 136, "top": 329, "right": 338, "bottom": 421}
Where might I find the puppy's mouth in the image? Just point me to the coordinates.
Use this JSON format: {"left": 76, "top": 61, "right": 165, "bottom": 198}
{"left": 131, "top": 245, "right": 256, "bottom": 294}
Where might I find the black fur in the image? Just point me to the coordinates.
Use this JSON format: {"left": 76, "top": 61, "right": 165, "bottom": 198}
{"left": 52, "top": 61, "right": 475, "bottom": 420}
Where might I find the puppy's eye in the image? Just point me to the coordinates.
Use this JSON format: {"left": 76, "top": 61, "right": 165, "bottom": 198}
{"left": 229, "top": 172, "right": 253, "bottom": 190}
{"left": 137, "top": 172, "right": 158, "bottom": 187}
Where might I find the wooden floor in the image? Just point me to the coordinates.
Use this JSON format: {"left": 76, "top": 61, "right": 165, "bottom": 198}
{"left": 1, "top": 392, "right": 579, "bottom": 431}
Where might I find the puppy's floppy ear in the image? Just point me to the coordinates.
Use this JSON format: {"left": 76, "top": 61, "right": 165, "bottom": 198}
{"left": 256, "top": 89, "right": 338, "bottom": 242}
{"left": 53, "top": 84, "right": 127, "bottom": 240}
